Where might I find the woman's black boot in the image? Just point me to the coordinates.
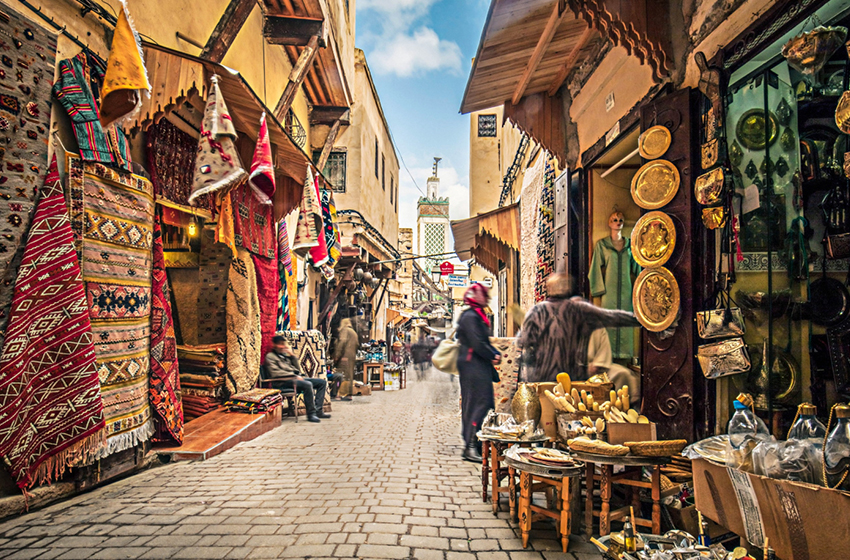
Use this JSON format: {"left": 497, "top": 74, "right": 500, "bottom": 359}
{"left": 462, "top": 443, "right": 482, "bottom": 462}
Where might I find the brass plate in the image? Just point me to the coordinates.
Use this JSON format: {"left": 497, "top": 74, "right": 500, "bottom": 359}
{"left": 638, "top": 125, "right": 671, "bottom": 160}
{"left": 694, "top": 167, "right": 725, "bottom": 206}
{"left": 631, "top": 211, "right": 676, "bottom": 268}
{"left": 702, "top": 207, "right": 728, "bottom": 230}
{"left": 633, "top": 266, "right": 680, "bottom": 332}
{"left": 735, "top": 109, "right": 778, "bottom": 151}
{"left": 631, "top": 159, "right": 680, "bottom": 210}
{"left": 836, "top": 90, "right": 850, "bottom": 134}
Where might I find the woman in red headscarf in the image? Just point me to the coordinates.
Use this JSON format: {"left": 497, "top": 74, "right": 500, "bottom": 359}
{"left": 456, "top": 283, "right": 501, "bottom": 462}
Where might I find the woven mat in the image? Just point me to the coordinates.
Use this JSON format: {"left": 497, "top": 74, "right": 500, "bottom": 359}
{"left": 226, "top": 248, "right": 261, "bottom": 395}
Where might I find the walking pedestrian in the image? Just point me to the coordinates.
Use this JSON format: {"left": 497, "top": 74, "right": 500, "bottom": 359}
{"left": 411, "top": 334, "right": 430, "bottom": 381}
{"left": 333, "top": 317, "right": 359, "bottom": 400}
{"left": 455, "top": 283, "right": 500, "bottom": 462}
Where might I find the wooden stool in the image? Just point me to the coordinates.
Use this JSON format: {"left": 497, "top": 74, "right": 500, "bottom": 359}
{"left": 573, "top": 451, "right": 669, "bottom": 537}
{"left": 506, "top": 457, "right": 582, "bottom": 553}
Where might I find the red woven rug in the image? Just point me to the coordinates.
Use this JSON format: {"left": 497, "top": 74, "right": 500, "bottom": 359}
{"left": 251, "top": 253, "right": 280, "bottom": 360}
{"left": 150, "top": 219, "right": 183, "bottom": 444}
{"left": 0, "top": 158, "right": 105, "bottom": 489}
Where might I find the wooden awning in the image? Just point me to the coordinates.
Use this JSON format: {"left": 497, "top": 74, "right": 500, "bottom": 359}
{"left": 451, "top": 204, "right": 519, "bottom": 275}
{"left": 130, "top": 43, "right": 322, "bottom": 218}
{"left": 263, "top": 0, "right": 352, "bottom": 108}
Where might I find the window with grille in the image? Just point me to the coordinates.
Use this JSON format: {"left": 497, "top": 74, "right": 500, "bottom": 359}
{"left": 423, "top": 223, "right": 445, "bottom": 268}
{"left": 391, "top": 177, "right": 395, "bottom": 209}
{"left": 382, "top": 155, "right": 386, "bottom": 190}
{"left": 375, "top": 139, "right": 379, "bottom": 177}
{"left": 478, "top": 114, "right": 497, "bottom": 137}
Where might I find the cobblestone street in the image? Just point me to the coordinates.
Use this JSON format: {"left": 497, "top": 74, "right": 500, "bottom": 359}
{"left": 0, "top": 369, "right": 602, "bottom": 560}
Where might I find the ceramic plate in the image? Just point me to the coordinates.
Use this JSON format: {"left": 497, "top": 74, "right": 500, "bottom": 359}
{"left": 638, "top": 125, "right": 671, "bottom": 160}
{"left": 633, "top": 266, "right": 680, "bottom": 332}
{"left": 631, "top": 160, "right": 680, "bottom": 209}
{"left": 631, "top": 211, "right": 676, "bottom": 268}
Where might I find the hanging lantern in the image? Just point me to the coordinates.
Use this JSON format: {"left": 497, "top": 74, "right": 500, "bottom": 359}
{"left": 371, "top": 277, "right": 380, "bottom": 289}
{"left": 354, "top": 267, "right": 364, "bottom": 281}
{"left": 782, "top": 25, "right": 847, "bottom": 84}
{"left": 362, "top": 272, "right": 373, "bottom": 284}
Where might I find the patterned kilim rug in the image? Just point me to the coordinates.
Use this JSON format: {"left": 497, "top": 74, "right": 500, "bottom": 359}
{"left": 198, "top": 225, "right": 231, "bottom": 345}
{"left": 226, "top": 248, "right": 261, "bottom": 395}
{"left": 278, "top": 330, "right": 326, "bottom": 378}
{"left": 150, "top": 219, "right": 183, "bottom": 444}
{"left": 0, "top": 158, "right": 105, "bottom": 489}
{"left": 68, "top": 156, "right": 154, "bottom": 458}
{"left": 535, "top": 158, "right": 555, "bottom": 303}
{"left": 492, "top": 337, "right": 520, "bottom": 414}
{"left": 320, "top": 190, "right": 341, "bottom": 266}
{"left": 277, "top": 219, "right": 292, "bottom": 331}
{"left": 252, "top": 253, "right": 279, "bottom": 359}
{"left": 232, "top": 182, "right": 275, "bottom": 258}
{"left": 0, "top": 8, "right": 57, "bottom": 351}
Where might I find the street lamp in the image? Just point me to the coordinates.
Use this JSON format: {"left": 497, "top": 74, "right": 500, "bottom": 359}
{"left": 431, "top": 269, "right": 442, "bottom": 284}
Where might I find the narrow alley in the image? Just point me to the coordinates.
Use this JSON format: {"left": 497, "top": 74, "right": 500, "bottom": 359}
{"left": 0, "top": 371, "right": 602, "bottom": 560}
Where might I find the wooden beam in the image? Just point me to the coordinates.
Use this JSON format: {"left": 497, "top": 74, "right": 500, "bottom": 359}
{"left": 274, "top": 34, "right": 321, "bottom": 121}
{"left": 310, "top": 105, "right": 350, "bottom": 125}
{"left": 511, "top": 0, "right": 568, "bottom": 105}
{"left": 263, "top": 16, "right": 325, "bottom": 46}
{"left": 315, "top": 112, "right": 348, "bottom": 171}
{"left": 547, "top": 25, "right": 593, "bottom": 96}
{"left": 201, "top": 0, "right": 257, "bottom": 63}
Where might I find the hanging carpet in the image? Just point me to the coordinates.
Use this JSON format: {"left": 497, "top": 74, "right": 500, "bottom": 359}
{"left": 226, "top": 248, "right": 261, "bottom": 395}
{"left": 150, "top": 219, "right": 183, "bottom": 444}
{"left": 68, "top": 156, "right": 155, "bottom": 458}
{"left": 232, "top": 181, "right": 275, "bottom": 258}
{"left": 252, "top": 253, "right": 279, "bottom": 360}
{"left": 519, "top": 153, "right": 544, "bottom": 311}
{"left": 535, "top": 158, "right": 555, "bottom": 303}
{"left": 0, "top": 7, "right": 57, "bottom": 352}
{"left": 148, "top": 118, "right": 214, "bottom": 212}
{"left": 277, "top": 219, "right": 292, "bottom": 331}
{"left": 198, "top": 225, "right": 231, "bottom": 345}
{"left": 321, "top": 189, "right": 341, "bottom": 267}
{"left": 0, "top": 157, "right": 104, "bottom": 489}
{"left": 293, "top": 168, "right": 321, "bottom": 257}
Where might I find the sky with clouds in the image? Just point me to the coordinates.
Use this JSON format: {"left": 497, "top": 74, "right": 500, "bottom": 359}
{"left": 355, "top": 0, "right": 490, "bottom": 246}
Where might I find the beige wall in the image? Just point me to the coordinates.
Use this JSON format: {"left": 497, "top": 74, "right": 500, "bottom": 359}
{"left": 332, "top": 49, "right": 399, "bottom": 248}
{"left": 468, "top": 106, "right": 532, "bottom": 217}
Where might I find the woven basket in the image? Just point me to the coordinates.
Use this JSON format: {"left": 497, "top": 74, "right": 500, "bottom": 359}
{"left": 571, "top": 381, "right": 615, "bottom": 404}
{"left": 625, "top": 439, "right": 687, "bottom": 457}
{"left": 568, "top": 438, "right": 630, "bottom": 456}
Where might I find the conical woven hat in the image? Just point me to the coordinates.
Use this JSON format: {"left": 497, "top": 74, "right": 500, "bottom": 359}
{"left": 100, "top": 2, "right": 151, "bottom": 128}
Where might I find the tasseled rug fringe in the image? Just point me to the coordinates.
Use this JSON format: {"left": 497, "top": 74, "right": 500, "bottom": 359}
{"left": 25, "top": 428, "right": 108, "bottom": 491}
{"left": 94, "top": 420, "right": 154, "bottom": 461}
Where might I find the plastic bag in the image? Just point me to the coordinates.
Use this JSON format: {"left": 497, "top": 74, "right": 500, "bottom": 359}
{"left": 480, "top": 409, "right": 543, "bottom": 440}
{"left": 752, "top": 438, "right": 822, "bottom": 484}
{"left": 683, "top": 435, "right": 729, "bottom": 464}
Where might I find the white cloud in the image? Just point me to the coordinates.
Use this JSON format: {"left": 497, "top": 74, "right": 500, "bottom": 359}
{"left": 357, "top": 1, "right": 462, "bottom": 77}
{"left": 370, "top": 28, "right": 462, "bottom": 77}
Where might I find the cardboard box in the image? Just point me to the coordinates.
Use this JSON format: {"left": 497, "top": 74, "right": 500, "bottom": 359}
{"left": 692, "top": 458, "right": 850, "bottom": 560}
{"left": 353, "top": 384, "right": 371, "bottom": 396}
{"left": 661, "top": 486, "right": 726, "bottom": 539}
{"left": 607, "top": 422, "right": 656, "bottom": 446}
{"left": 536, "top": 382, "right": 557, "bottom": 441}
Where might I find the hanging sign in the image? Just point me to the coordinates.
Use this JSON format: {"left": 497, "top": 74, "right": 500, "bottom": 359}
{"left": 446, "top": 274, "right": 468, "bottom": 288}
{"left": 439, "top": 261, "right": 454, "bottom": 275}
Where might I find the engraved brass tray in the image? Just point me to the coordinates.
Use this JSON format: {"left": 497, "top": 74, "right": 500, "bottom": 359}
{"left": 735, "top": 109, "right": 778, "bottom": 151}
{"left": 836, "top": 90, "right": 850, "bottom": 134}
{"left": 631, "top": 160, "right": 679, "bottom": 210}
{"left": 631, "top": 211, "right": 676, "bottom": 268}
{"left": 782, "top": 25, "right": 847, "bottom": 78}
{"left": 633, "top": 266, "right": 680, "bottom": 332}
{"left": 694, "top": 167, "right": 725, "bottom": 206}
{"left": 638, "top": 125, "right": 671, "bottom": 160}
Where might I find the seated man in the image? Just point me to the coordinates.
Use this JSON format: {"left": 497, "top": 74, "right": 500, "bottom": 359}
{"left": 264, "top": 336, "right": 331, "bottom": 423}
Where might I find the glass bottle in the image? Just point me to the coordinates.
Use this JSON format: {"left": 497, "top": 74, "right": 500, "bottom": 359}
{"left": 824, "top": 404, "right": 850, "bottom": 489}
{"left": 623, "top": 517, "right": 635, "bottom": 553}
{"left": 788, "top": 403, "right": 827, "bottom": 444}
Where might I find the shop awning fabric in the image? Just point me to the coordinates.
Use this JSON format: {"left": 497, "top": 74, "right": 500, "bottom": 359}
{"left": 451, "top": 204, "right": 519, "bottom": 275}
{"left": 129, "top": 43, "right": 322, "bottom": 218}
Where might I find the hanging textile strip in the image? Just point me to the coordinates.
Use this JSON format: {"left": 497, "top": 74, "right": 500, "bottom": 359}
{"left": 519, "top": 154, "right": 545, "bottom": 310}
{"left": 0, "top": 157, "right": 105, "bottom": 489}
{"left": 232, "top": 181, "right": 275, "bottom": 258}
{"left": 321, "top": 189, "right": 341, "bottom": 266}
{"left": 252, "top": 253, "right": 280, "bottom": 360}
{"left": 308, "top": 173, "right": 329, "bottom": 267}
{"left": 70, "top": 157, "right": 155, "bottom": 458}
{"left": 277, "top": 219, "right": 292, "bottom": 331}
{"left": 226, "top": 248, "right": 261, "bottom": 395}
{"left": 198, "top": 225, "right": 232, "bottom": 345}
{"left": 534, "top": 157, "right": 556, "bottom": 303}
{"left": 149, "top": 219, "right": 183, "bottom": 444}
{"left": 0, "top": 7, "right": 57, "bottom": 352}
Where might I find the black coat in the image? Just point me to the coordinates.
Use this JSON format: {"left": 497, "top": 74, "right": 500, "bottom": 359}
{"left": 456, "top": 308, "right": 499, "bottom": 381}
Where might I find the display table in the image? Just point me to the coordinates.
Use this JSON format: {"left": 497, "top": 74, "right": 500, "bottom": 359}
{"left": 572, "top": 450, "right": 669, "bottom": 537}
{"left": 504, "top": 451, "right": 583, "bottom": 553}
{"left": 477, "top": 432, "right": 549, "bottom": 516}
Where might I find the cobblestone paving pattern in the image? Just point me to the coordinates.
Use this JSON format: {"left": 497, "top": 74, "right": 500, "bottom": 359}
{"left": 0, "top": 367, "right": 603, "bottom": 560}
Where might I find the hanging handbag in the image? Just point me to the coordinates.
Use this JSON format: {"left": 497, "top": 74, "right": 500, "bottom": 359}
{"left": 696, "top": 289, "right": 746, "bottom": 339}
{"left": 431, "top": 331, "right": 460, "bottom": 375}
{"left": 696, "top": 338, "right": 751, "bottom": 379}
